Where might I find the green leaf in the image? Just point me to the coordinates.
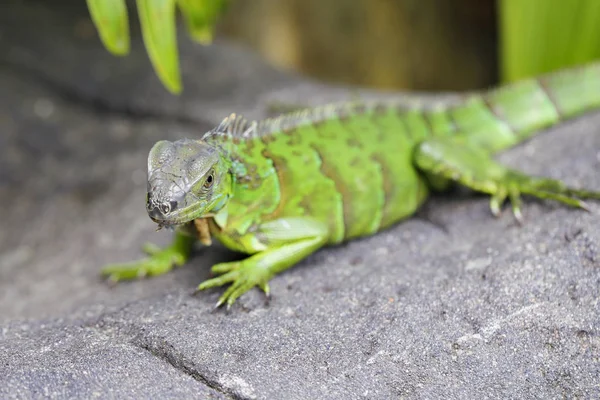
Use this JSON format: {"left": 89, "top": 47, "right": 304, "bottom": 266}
{"left": 500, "top": 0, "right": 600, "bottom": 82}
{"left": 136, "top": 0, "right": 182, "bottom": 94}
{"left": 86, "top": 0, "right": 130, "bottom": 55}
{"left": 178, "top": 0, "right": 229, "bottom": 44}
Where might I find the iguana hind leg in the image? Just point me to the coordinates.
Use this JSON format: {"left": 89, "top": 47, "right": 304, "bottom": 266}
{"left": 197, "top": 217, "right": 328, "bottom": 308}
{"left": 414, "top": 137, "right": 600, "bottom": 222}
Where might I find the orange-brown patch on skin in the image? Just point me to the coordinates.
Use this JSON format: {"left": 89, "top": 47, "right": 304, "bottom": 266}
{"left": 260, "top": 149, "right": 289, "bottom": 220}
{"left": 310, "top": 145, "right": 353, "bottom": 236}
{"left": 538, "top": 77, "right": 564, "bottom": 117}
{"left": 312, "top": 120, "right": 325, "bottom": 128}
{"left": 349, "top": 156, "right": 361, "bottom": 167}
{"left": 194, "top": 218, "right": 212, "bottom": 245}
{"left": 369, "top": 154, "right": 394, "bottom": 228}
{"left": 286, "top": 131, "right": 303, "bottom": 147}
{"left": 346, "top": 137, "right": 362, "bottom": 149}
{"left": 338, "top": 110, "right": 351, "bottom": 122}
{"left": 260, "top": 133, "right": 277, "bottom": 145}
{"left": 421, "top": 111, "right": 435, "bottom": 134}
{"left": 242, "top": 136, "right": 256, "bottom": 157}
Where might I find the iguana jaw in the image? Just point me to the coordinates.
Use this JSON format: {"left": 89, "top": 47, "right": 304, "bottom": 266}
{"left": 149, "top": 192, "right": 229, "bottom": 229}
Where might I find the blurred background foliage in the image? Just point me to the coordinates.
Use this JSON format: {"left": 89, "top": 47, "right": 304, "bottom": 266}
{"left": 87, "top": 0, "right": 600, "bottom": 94}
{"left": 499, "top": 0, "right": 600, "bottom": 82}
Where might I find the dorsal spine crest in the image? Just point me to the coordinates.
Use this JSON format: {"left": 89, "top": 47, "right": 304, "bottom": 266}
{"left": 204, "top": 101, "right": 381, "bottom": 140}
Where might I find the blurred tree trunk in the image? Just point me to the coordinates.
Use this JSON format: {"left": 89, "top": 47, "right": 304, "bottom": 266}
{"left": 218, "top": 0, "right": 497, "bottom": 91}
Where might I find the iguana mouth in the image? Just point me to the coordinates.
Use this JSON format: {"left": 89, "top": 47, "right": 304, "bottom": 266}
{"left": 150, "top": 210, "right": 215, "bottom": 231}
{"left": 149, "top": 212, "right": 188, "bottom": 230}
{"left": 153, "top": 221, "right": 175, "bottom": 231}
{"left": 153, "top": 219, "right": 211, "bottom": 246}
{"left": 148, "top": 200, "right": 208, "bottom": 228}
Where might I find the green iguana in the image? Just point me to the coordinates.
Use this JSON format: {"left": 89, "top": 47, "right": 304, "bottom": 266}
{"left": 103, "top": 62, "right": 600, "bottom": 308}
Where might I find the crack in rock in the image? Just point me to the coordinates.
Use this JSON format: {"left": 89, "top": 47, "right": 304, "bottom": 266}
{"left": 132, "top": 335, "right": 254, "bottom": 400}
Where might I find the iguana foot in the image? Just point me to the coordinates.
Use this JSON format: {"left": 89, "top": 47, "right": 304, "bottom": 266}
{"left": 488, "top": 172, "right": 595, "bottom": 224}
{"left": 196, "top": 217, "right": 328, "bottom": 309}
{"left": 197, "top": 260, "right": 271, "bottom": 309}
{"left": 415, "top": 137, "right": 599, "bottom": 223}
{"left": 101, "top": 232, "right": 194, "bottom": 282}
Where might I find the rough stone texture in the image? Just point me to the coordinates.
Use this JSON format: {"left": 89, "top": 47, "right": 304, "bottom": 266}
{"left": 1, "top": 1, "right": 600, "bottom": 399}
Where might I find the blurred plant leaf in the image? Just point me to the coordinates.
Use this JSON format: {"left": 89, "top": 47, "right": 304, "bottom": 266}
{"left": 178, "top": 0, "right": 229, "bottom": 44}
{"left": 86, "top": 0, "right": 130, "bottom": 55}
{"left": 87, "top": 0, "right": 229, "bottom": 94}
{"left": 137, "top": 0, "right": 181, "bottom": 94}
{"left": 499, "top": 0, "right": 600, "bottom": 82}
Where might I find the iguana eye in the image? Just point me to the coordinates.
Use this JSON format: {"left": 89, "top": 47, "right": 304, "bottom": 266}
{"left": 160, "top": 202, "right": 171, "bottom": 214}
{"left": 203, "top": 172, "right": 214, "bottom": 189}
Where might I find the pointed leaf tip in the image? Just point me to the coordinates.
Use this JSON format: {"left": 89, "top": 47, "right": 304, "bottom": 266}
{"left": 86, "top": 0, "right": 131, "bottom": 55}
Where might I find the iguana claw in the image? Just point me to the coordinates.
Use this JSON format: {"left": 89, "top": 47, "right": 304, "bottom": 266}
{"left": 197, "top": 260, "right": 272, "bottom": 308}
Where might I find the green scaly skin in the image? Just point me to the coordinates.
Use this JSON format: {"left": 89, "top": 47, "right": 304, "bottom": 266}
{"left": 102, "top": 62, "right": 600, "bottom": 308}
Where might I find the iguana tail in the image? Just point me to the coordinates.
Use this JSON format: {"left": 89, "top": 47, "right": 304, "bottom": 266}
{"left": 447, "top": 61, "right": 600, "bottom": 153}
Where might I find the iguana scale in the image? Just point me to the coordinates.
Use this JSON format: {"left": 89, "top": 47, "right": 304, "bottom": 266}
{"left": 103, "top": 62, "right": 600, "bottom": 308}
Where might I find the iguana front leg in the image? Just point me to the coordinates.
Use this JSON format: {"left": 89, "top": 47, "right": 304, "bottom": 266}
{"left": 413, "top": 137, "right": 600, "bottom": 222}
{"left": 197, "top": 217, "right": 329, "bottom": 308}
{"left": 102, "top": 218, "right": 215, "bottom": 281}
{"left": 101, "top": 230, "right": 196, "bottom": 281}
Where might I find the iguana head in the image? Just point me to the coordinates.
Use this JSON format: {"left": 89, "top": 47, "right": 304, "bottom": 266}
{"left": 145, "top": 138, "right": 232, "bottom": 228}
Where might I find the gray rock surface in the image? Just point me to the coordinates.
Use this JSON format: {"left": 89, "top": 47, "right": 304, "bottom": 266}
{"left": 1, "top": 1, "right": 599, "bottom": 399}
